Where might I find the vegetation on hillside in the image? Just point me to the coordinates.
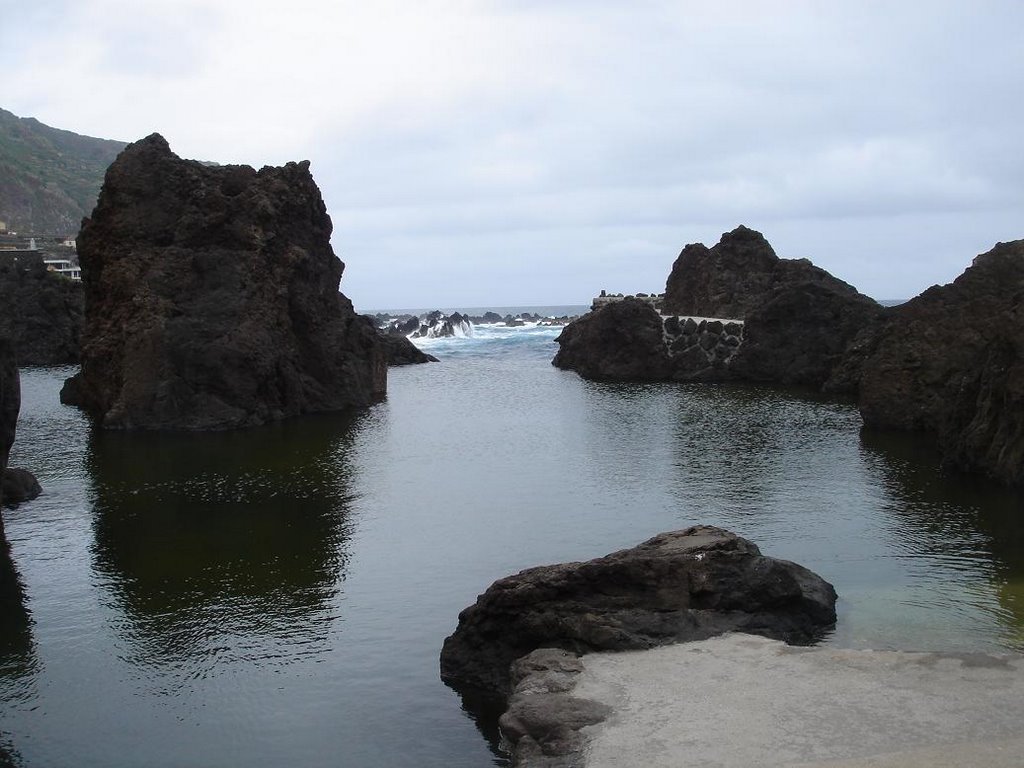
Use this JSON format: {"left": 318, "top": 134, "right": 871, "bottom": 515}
{"left": 0, "top": 108, "right": 125, "bottom": 236}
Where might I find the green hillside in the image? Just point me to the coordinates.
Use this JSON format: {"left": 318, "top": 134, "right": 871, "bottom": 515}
{"left": 0, "top": 108, "right": 126, "bottom": 236}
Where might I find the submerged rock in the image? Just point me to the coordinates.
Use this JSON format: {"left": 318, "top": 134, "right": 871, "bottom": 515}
{"left": 857, "top": 239, "right": 1024, "bottom": 486}
{"left": 439, "top": 525, "right": 837, "bottom": 696}
{"left": 60, "top": 134, "right": 387, "bottom": 430}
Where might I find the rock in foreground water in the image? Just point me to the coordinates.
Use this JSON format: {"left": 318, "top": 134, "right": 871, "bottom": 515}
{"left": 439, "top": 526, "right": 837, "bottom": 695}
{"left": 61, "top": 134, "right": 386, "bottom": 430}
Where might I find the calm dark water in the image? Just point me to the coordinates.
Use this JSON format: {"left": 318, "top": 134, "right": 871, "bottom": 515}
{"left": 2, "top": 319, "right": 1022, "bottom": 767}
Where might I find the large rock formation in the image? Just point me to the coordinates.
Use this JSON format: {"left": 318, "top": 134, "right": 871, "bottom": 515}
{"left": 439, "top": 526, "right": 837, "bottom": 696}
{"left": 663, "top": 225, "right": 872, "bottom": 319}
{"left": 60, "top": 134, "right": 387, "bottom": 430}
{"left": 857, "top": 240, "right": 1024, "bottom": 486}
{"left": 0, "top": 252, "right": 84, "bottom": 366}
{"left": 554, "top": 227, "right": 883, "bottom": 390}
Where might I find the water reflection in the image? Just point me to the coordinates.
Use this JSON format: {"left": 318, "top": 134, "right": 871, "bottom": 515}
{"left": 87, "top": 413, "right": 362, "bottom": 686}
{"left": 0, "top": 540, "right": 36, "bottom": 705}
{"left": 859, "top": 428, "right": 1024, "bottom": 650}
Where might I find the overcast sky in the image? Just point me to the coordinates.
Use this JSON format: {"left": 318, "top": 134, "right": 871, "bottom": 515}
{"left": 4, "top": 0, "right": 1022, "bottom": 310}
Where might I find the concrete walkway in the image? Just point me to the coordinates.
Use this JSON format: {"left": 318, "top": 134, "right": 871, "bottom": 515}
{"left": 570, "top": 634, "right": 1024, "bottom": 768}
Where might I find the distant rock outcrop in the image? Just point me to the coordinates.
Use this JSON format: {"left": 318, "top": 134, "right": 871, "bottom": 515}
{"left": 439, "top": 526, "right": 837, "bottom": 696}
{"left": 0, "top": 252, "right": 84, "bottom": 366}
{"left": 410, "top": 310, "right": 473, "bottom": 339}
{"left": 60, "top": 134, "right": 387, "bottom": 430}
{"left": 857, "top": 240, "right": 1024, "bottom": 486}
{"left": 555, "top": 227, "right": 883, "bottom": 390}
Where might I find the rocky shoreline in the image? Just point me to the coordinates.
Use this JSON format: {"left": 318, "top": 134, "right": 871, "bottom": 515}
{"left": 440, "top": 527, "right": 838, "bottom": 765}
{"left": 553, "top": 226, "right": 1024, "bottom": 487}
{"left": 505, "top": 634, "right": 1024, "bottom": 768}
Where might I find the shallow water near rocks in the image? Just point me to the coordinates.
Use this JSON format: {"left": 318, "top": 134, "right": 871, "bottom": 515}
{"left": 2, "top": 317, "right": 1023, "bottom": 766}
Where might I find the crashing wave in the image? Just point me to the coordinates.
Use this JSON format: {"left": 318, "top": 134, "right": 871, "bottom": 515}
{"left": 408, "top": 311, "right": 474, "bottom": 339}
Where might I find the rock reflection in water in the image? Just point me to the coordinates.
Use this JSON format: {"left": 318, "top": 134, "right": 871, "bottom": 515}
{"left": 859, "top": 428, "right": 1024, "bottom": 650}
{"left": 0, "top": 540, "right": 36, "bottom": 706}
{"left": 86, "top": 412, "right": 361, "bottom": 685}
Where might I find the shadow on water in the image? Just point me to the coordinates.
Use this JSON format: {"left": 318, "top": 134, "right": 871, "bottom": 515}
{"left": 859, "top": 428, "right": 1024, "bottom": 650}
{"left": 86, "top": 411, "right": 363, "bottom": 683}
{"left": 0, "top": 541, "right": 34, "bottom": 768}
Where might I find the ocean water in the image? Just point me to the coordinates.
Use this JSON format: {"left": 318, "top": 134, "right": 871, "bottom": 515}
{"left": 2, "top": 315, "right": 1023, "bottom": 767}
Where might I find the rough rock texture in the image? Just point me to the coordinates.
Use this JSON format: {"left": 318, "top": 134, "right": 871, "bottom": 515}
{"left": 378, "top": 332, "right": 439, "bottom": 366}
{"left": 439, "top": 526, "right": 837, "bottom": 696}
{"left": 731, "top": 279, "right": 885, "bottom": 389}
{"left": 499, "top": 649, "right": 610, "bottom": 768}
{"left": 1, "top": 468, "right": 41, "bottom": 506}
{"left": 0, "top": 338, "right": 17, "bottom": 518}
{"left": 410, "top": 310, "right": 473, "bottom": 339}
{"left": 60, "top": 134, "right": 387, "bottom": 430}
{"left": 663, "top": 226, "right": 779, "bottom": 318}
{"left": 0, "top": 252, "right": 84, "bottom": 366}
{"left": 552, "top": 298, "right": 671, "bottom": 381}
{"left": 663, "top": 225, "right": 874, "bottom": 320}
{"left": 554, "top": 227, "right": 882, "bottom": 390}
{"left": 858, "top": 240, "right": 1024, "bottom": 485}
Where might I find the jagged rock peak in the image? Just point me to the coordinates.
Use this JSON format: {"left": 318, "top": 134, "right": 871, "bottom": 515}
{"left": 61, "top": 135, "right": 386, "bottom": 430}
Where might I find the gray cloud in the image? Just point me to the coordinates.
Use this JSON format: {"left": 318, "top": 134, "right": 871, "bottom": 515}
{"left": 4, "top": 0, "right": 1022, "bottom": 308}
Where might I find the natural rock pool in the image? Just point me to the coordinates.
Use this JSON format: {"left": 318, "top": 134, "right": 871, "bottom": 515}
{"left": 2, "top": 320, "right": 1022, "bottom": 766}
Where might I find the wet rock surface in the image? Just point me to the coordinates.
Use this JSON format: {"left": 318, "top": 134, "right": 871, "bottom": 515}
{"left": 1, "top": 468, "right": 40, "bottom": 507}
{"left": 60, "top": 134, "right": 386, "bottom": 430}
{"left": 439, "top": 526, "right": 837, "bottom": 696}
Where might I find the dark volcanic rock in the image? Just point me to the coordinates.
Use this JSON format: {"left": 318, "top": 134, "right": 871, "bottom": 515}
{"left": 439, "top": 525, "right": 837, "bottom": 695}
{"left": 378, "top": 332, "right": 439, "bottom": 366}
{"left": 857, "top": 240, "right": 1024, "bottom": 485}
{"left": 1, "top": 468, "right": 41, "bottom": 506}
{"left": 0, "top": 339, "right": 17, "bottom": 517}
{"left": 663, "top": 226, "right": 778, "bottom": 318}
{"left": 0, "top": 252, "right": 84, "bottom": 366}
{"left": 556, "top": 227, "right": 882, "bottom": 389}
{"left": 60, "top": 134, "right": 387, "bottom": 430}
{"left": 663, "top": 225, "right": 871, "bottom": 320}
{"left": 731, "top": 280, "right": 885, "bottom": 389}
{"left": 552, "top": 298, "right": 670, "bottom": 380}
